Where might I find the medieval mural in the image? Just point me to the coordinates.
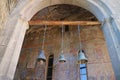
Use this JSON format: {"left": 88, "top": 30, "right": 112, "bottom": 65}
{"left": 14, "top": 26, "right": 115, "bottom": 80}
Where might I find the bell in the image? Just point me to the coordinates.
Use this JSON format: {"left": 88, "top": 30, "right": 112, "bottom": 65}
{"left": 59, "top": 54, "right": 66, "bottom": 62}
{"left": 37, "top": 50, "right": 46, "bottom": 62}
{"left": 78, "top": 50, "right": 88, "bottom": 64}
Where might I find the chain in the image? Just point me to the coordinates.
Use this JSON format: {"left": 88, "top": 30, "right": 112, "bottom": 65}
{"left": 42, "top": 25, "right": 47, "bottom": 50}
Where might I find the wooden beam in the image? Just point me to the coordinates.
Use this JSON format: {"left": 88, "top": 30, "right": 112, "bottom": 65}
{"left": 28, "top": 20, "right": 101, "bottom": 26}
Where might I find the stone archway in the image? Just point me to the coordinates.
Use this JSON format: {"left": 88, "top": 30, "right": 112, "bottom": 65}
{"left": 0, "top": 0, "right": 120, "bottom": 80}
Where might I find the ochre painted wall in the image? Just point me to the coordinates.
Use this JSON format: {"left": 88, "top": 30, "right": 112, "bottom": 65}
{"left": 14, "top": 26, "right": 115, "bottom": 80}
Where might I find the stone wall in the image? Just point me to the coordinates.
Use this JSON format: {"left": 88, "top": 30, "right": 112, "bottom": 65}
{"left": 0, "top": 0, "right": 120, "bottom": 79}
{"left": 14, "top": 26, "right": 115, "bottom": 80}
{"left": 0, "top": 0, "right": 17, "bottom": 31}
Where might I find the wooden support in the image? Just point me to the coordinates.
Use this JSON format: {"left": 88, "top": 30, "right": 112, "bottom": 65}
{"left": 28, "top": 20, "right": 101, "bottom": 26}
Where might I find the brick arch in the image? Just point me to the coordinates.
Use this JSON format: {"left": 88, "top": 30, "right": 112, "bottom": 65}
{"left": 0, "top": 0, "right": 120, "bottom": 80}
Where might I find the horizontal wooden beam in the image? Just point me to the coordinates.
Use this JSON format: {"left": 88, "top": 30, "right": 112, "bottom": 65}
{"left": 28, "top": 20, "right": 101, "bottom": 26}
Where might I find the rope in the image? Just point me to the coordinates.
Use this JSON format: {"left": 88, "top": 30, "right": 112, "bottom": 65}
{"left": 61, "top": 24, "right": 64, "bottom": 53}
{"left": 78, "top": 25, "right": 82, "bottom": 50}
{"left": 42, "top": 25, "right": 47, "bottom": 50}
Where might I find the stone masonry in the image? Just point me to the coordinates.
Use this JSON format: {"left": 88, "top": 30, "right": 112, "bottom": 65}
{"left": 0, "top": 0, "right": 120, "bottom": 80}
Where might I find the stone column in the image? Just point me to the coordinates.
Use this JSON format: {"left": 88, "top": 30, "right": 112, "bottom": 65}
{"left": 0, "top": 18, "right": 28, "bottom": 80}
{"left": 101, "top": 16, "right": 120, "bottom": 80}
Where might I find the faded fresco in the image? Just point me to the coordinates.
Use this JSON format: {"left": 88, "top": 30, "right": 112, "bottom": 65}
{"left": 14, "top": 26, "right": 115, "bottom": 80}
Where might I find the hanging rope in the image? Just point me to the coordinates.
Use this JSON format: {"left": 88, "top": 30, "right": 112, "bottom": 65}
{"left": 42, "top": 25, "right": 47, "bottom": 50}
{"left": 61, "top": 24, "right": 64, "bottom": 53}
{"left": 78, "top": 25, "right": 82, "bottom": 50}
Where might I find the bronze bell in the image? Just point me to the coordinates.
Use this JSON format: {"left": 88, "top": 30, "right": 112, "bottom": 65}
{"left": 37, "top": 50, "right": 46, "bottom": 62}
{"left": 78, "top": 50, "right": 88, "bottom": 64}
{"left": 59, "top": 54, "right": 66, "bottom": 62}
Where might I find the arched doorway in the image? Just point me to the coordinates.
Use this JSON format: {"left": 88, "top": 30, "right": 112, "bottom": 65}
{"left": 0, "top": 0, "right": 120, "bottom": 80}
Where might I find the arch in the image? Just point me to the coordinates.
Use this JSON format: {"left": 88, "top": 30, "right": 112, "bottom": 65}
{"left": 20, "top": 0, "right": 107, "bottom": 21}
{"left": 0, "top": 0, "right": 120, "bottom": 80}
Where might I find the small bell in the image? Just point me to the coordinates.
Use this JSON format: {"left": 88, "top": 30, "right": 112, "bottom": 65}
{"left": 59, "top": 54, "right": 66, "bottom": 62}
{"left": 78, "top": 50, "right": 88, "bottom": 64}
{"left": 37, "top": 50, "right": 46, "bottom": 62}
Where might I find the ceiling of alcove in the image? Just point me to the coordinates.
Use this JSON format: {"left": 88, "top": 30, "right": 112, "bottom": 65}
{"left": 27, "top": 4, "right": 98, "bottom": 34}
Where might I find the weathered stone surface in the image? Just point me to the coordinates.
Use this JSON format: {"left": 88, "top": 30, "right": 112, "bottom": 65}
{"left": 0, "top": 0, "right": 120, "bottom": 80}
{"left": 0, "top": 0, "right": 17, "bottom": 31}
{"left": 0, "top": 0, "right": 9, "bottom": 31}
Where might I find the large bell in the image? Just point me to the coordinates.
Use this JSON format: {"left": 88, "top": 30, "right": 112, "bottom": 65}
{"left": 78, "top": 50, "right": 88, "bottom": 64}
{"left": 59, "top": 54, "right": 66, "bottom": 62}
{"left": 37, "top": 50, "right": 46, "bottom": 62}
